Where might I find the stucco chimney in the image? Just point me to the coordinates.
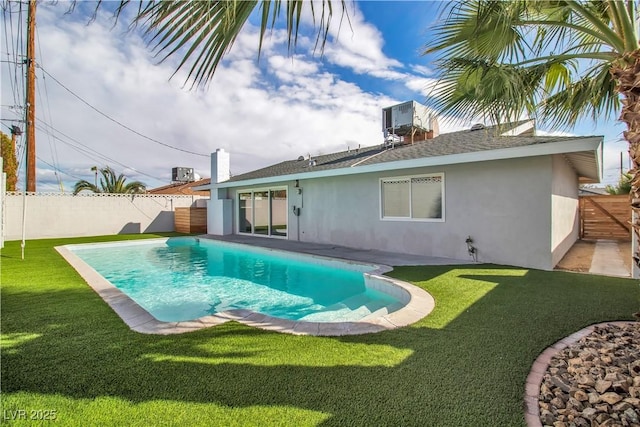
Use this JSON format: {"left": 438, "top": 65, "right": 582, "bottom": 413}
{"left": 211, "top": 148, "right": 230, "bottom": 184}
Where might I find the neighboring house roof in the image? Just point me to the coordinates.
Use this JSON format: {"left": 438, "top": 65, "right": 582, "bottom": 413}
{"left": 148, "top": 178, "right": 211, "bottom": 195}
{"left": 215, "top": 120, "right": 603, "bottom": 188}
{"left": 579, "top": 186, "right": 609, "bottom": 196}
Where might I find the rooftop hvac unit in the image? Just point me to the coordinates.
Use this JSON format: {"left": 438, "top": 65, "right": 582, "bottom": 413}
{"left": 382, "top": 100, "right": 434, "bottom": 136}
{"left": 172, "top": 167, "right": 195, "bottom": 183}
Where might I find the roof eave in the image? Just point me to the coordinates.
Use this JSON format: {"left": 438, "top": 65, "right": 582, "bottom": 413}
{"left": 191, "top": 184, "right": 212, "bottom": 191}
{"left": 208, "top": 136, "right": 603, "bottom": 189}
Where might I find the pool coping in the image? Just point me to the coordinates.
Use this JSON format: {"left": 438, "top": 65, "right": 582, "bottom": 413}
{"left": 55, "top": 238, "right": 435, "bottom": 336}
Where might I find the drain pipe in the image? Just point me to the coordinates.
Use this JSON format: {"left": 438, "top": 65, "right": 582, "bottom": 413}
{"left": 465, "top": 236, "right": 478, "bottom": 262}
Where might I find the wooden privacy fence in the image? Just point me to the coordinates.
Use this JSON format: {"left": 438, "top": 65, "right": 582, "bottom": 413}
{"left": 580, "top": 195, "right": 631, "bottom": 240}
{"left": 174, "top": 207, "right": 207, "bottom": 233}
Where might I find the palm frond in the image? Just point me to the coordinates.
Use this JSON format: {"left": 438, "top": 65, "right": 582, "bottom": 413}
{"left": 124, "top": 181, "right": 147, "bottom": 194}
{"left": 73, "top": 180, "right": 100, "bottom": 195}
{"left": 539, "top": 64, "right": 619, "bottom": 128}
{"left": 430, "top": 58, "right": 543, "bottom": 124}
{"left": 425, "top": 0, "right": 635, "bottom": 129}
{"left": 109, "top": 0, "right": 348, "bottom": 89}
{"left": 427, "top": 1, "right": 530, "bottom": 62}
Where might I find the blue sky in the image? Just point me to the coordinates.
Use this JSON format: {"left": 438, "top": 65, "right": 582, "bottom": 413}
{"left": 0, "top": 1, "right": 629, "bottom": 192}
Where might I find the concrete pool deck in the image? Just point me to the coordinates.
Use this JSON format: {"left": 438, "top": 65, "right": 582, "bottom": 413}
{"left": 201, "top": 234, "right": 473, "bottom": 268}
{"left": 55, "top": 236, "right": 469, "bottom": 336}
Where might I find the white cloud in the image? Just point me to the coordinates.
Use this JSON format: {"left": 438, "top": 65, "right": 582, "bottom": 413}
{"left": 404, "top": 76, "right": 442, "bottom": 98}
{"left": 280, "top": 1, "right": 405, "bottom": 79}
{"left": 267, "top": 54, "right": 320, "bottom": 82}
{"left": 412, "top": 64, "right": 434, "bottom": 76}
{"left": 321, "top": 5, "right": 403, "bottom": 77}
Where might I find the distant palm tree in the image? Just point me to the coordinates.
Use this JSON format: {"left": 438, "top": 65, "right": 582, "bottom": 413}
{"left": 73, "top": 167, "right": 146, "bottom": 195}
{"left": 606, "top": 173, "right": 632, "bottom": 195}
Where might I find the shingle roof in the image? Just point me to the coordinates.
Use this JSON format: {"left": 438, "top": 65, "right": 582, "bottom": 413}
{"left": 227, "top": 121, "right": 599, "bottom": 183}
{"left": 148, "top": 178, "right": 211, "bottom": 195}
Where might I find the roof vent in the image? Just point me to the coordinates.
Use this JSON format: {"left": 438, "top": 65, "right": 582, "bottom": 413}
{"left": 470, "top": 123, "right": 485, "bottom": 131}
{"left": 297, "top": 156, "right": 305, "bottom": 161}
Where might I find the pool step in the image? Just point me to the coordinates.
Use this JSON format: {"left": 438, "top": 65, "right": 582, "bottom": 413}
{"left": 361, "top": 301, "right": 405, "bottom": 321}
{"left": 298, "top": 292, "right": 399, "bottom": 322}
{"left": 339, "top": 293, "right": 380, "bottom": 310}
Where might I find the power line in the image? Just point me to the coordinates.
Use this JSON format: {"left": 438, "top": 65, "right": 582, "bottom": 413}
{"left": 36, "top": 155, "right": 84, "bottom": 181}
{"left": 38, "top": 65, "right": 210, "bottom": 158}
{"left": 34, "top": 118, "right": 165, "bottom": 182}
{"left": 36, "top": 22, "right": 64, "bottom": 191}
{"left": 2, "top": 0, "right": 24, "bottom": 113}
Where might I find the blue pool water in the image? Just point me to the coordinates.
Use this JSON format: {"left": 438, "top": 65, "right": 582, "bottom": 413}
{"left": 69, "top": 238, "right": 401, "bottom": 322}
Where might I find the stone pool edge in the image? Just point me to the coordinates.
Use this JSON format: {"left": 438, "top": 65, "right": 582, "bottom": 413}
{"left": 55, "top": 241, "right": 434, "bottom": 336}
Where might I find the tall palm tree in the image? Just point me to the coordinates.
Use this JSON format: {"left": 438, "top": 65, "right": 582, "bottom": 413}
{"left": 423, "top": 0, "right": 640, "bottom": 267}
{"left": 73, "top": 167, "right": 146, "bottom": 195}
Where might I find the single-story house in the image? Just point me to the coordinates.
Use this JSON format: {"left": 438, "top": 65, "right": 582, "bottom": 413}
{"left": 200, "top": 120, "right": 602, "bottom": 270}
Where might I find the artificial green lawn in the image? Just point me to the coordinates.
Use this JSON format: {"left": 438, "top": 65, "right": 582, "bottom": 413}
{"left": 1, "top": 234, "right": 638, "bottom": 426}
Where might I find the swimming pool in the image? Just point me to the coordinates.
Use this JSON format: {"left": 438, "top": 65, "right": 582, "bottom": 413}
{"left": 57, "top": 237, "right": 434, "bottom": 335}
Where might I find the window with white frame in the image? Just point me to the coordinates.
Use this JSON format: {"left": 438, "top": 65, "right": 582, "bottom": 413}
{"left": 238, "top": 187, "right": 288, "bottom": 237}
{"left": 380, "top": 174, "right": 444, "bottom": 220}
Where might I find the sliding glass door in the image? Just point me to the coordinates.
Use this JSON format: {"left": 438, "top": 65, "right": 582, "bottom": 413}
{"left": 254, "top": 191, "right": 269, "bottom": 235}
{"left": 238, "top": 192, "right": 253, "bottom": 233}
{"left": 270, "top": 189, "right": 287, "bottom": 237}
{"left": 238, "top": 188, "right": 287, "bottom": 237}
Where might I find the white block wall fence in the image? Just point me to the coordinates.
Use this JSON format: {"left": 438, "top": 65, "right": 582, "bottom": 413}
{"left": 1, "top": 193, "right": 206, "bottom": 241}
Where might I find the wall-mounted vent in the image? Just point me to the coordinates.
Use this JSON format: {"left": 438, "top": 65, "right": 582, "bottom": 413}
{"left": 172, "top": 167, "right": 195, "bottom": 182}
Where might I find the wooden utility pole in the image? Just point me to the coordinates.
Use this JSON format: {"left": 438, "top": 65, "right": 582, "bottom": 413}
{"left": 25, "top": 0, "right": 36, "bottom": 192}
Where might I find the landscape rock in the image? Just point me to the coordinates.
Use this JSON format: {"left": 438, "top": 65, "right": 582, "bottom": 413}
{"left": 601, "top": 392, "right": 623, "bottom": 405}
{"left": 596, "top": 380, "right": 614, "bottom": 394}
{"left": 538, "top": 323, "right": 640, "bottom": 426}
{"left": 624, "top": 407, "right": 640, "bottom": 424}
{"left": 541, "top": 409, "right": 555, "bottom": 425}
{"left": 581, "top": 407, "right": 598, "bottom": 420}
{"left": 573, "top": 389, "right": 589, "bottom": 402}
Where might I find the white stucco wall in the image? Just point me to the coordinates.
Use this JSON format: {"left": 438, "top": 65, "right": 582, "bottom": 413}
{"left": 2, "top": 193, "right": 203, "bottom": 240}
{"left": 220, "top": 155, "right": 569, "bottom": 270}
{"left": 302, "top": 157, "right": 554, "bottom": 269}
{"left": 550, "top": 154, "right": 580, "bottom": 266}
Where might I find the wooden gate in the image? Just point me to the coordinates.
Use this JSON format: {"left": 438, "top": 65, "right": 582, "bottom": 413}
{"left": 174, "top": 207, "right": 207, "bottom": 233}
{"left": 579, "top": 195, "right": 631, "bottom": 240}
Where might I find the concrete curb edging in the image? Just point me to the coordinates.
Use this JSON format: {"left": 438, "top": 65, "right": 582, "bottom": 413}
{"left": 524, "top": 321, "right": 635, "bottom": 427}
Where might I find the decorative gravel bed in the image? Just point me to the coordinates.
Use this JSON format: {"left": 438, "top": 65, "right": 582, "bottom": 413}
{"left": 539, "top": 323, "right": 640, "bottom": 427}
